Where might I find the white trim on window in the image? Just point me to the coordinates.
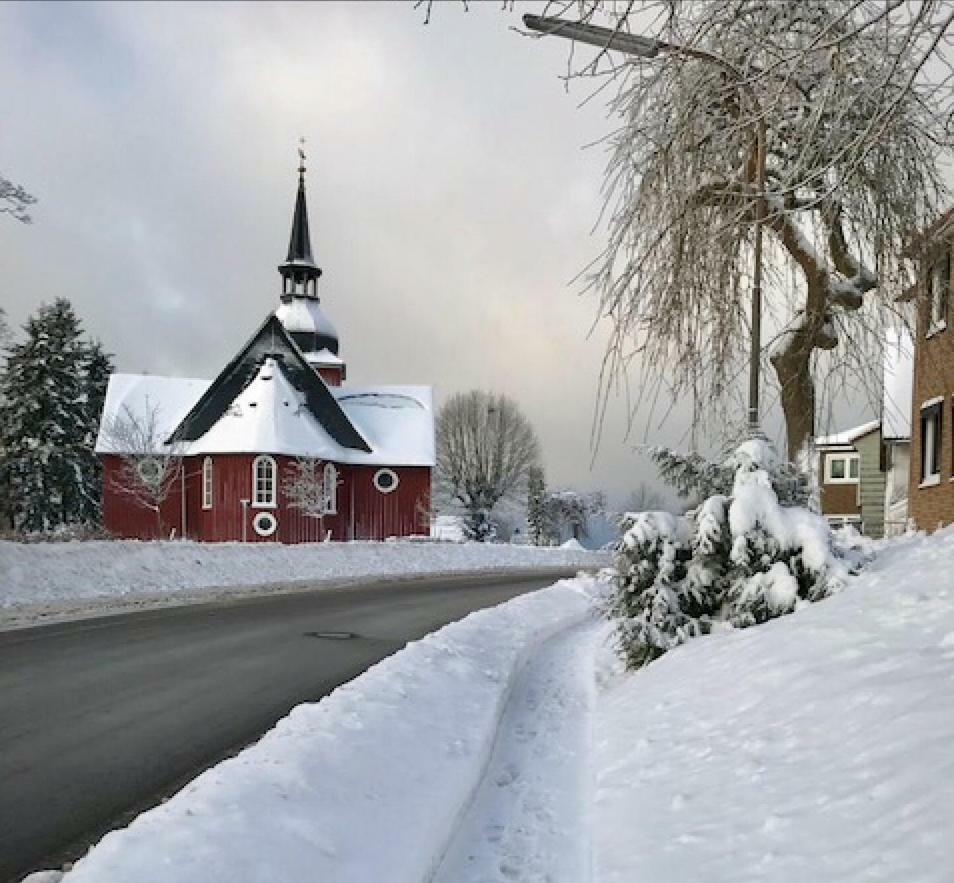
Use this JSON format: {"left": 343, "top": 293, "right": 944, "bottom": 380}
{"left": 202, "top": 457, "right": 213, "bottom": 510}
{"left": 824, "top": 452, "right": 860, "bottom": 484}
{"left": 252, "top": 511, "right": 278, "bottom": 537}
{"left": 373, "top": 468, "right": 399, "bottom": 494}
{"left": 323, "top": 463, "right": 338, "bottom": 515}
{"left": 920, "top": 400, "right": 942, "bottom": 484}
{"left": 252, "top": 455, "right": 277, "bottom": 508}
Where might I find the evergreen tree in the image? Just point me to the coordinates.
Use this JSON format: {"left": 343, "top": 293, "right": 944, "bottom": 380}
{"left": 77, "top": 340, "right": 114, "bottom": 525}
{"left": 0, "top": 299, "right": 92, "bottom": 532}
{"left": 611, "top": 439, "right": 862, "bottom": 669}
{"left": 526, "top": 466, "right": 548, "bottom": 546}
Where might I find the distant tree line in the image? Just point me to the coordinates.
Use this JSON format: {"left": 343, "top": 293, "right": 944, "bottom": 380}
{"left": 0, "top": 300, "right": 113, "bottom": 535}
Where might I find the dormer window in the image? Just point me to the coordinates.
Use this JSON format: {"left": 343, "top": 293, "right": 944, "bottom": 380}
{"left": 927, "top": 248, "right": 951, "bottom": 334}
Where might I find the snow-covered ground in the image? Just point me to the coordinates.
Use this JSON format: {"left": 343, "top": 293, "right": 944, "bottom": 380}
{"left": 26, "top": 529, "right": 954, "bottom": 883}
{"left": 31, "top": 576, "right": 604, "bottom": 883}
{"left": 0, "top": 539, "right": 607, "bottom": 629}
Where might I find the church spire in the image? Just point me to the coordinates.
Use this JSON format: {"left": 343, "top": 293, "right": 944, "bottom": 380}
{"left": 279, "top": 140, "right": 322, "bottom": 299}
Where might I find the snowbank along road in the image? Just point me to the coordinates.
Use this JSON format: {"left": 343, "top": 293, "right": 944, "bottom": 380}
{"left": 1, "top": 568, "right": 589, "bottom": 883}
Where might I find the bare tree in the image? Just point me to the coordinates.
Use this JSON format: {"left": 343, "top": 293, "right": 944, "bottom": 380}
{"left": 623, "top": 483, "right": 666, "bottom": 514}
{"left": 525, "top": 1, "right": 954, "bottom": 458}
{"left": 436, "top": 390, "right": 541, "bottom": 541}
{"left": 282, "top": 458, "right": 338, "bottom": 537}
{"left": 1, "top": 174, "right": 36, "bottom": 224}
{"left": 102, "top": 401, "right": 184, "bottom": 539}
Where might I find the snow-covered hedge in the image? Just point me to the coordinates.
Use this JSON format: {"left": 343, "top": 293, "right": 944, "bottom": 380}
{"left": 34, "top": 576, "right": 601, "bottom": 883}
{"left": 611, "top": 439, "right": 861, "bottom": 668}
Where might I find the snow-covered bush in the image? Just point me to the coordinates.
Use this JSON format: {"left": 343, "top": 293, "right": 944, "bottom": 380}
{"left": 611, "top": 439, "right": 854, "bottom": 668}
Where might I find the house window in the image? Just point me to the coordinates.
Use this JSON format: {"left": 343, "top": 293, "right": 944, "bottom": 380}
{"left": 825, "top": 453, "right": 860, "bottom": 484}
{"left": 928, "top": 249, "right": 951, "bottom": 333}
{"left": 252, "top": 455, "right": 277, "bottom": 507}
{"left": 323, "top": 463, "right": 338, "bottom": 514}
{"left": 920, "top": 401, "right": 942, "bottom": 485}
{"left": 202, "top": 457, "right": 213, "bottom": 510}
{"left": 373, "top": 468, "right": 399, "bottom": 494}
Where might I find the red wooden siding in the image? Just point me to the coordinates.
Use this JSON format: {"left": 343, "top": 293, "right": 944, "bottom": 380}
{"left": 101, "top": 454, "right": 186, "bottom": 540}
{"left": 102, "top": 454, "right": 431, "bottom": 543}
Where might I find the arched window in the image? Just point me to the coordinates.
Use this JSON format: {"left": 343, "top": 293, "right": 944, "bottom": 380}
{"left": 202, "top": 457, "right": 213, "bottom": 510}
{"left": 323, "top": 463, "right": 338, "bottom": 514}
{"left": 252, "top": 455, "right": 277, "bottom": 508}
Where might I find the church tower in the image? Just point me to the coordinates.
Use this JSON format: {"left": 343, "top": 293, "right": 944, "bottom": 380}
{"left": 274, "top": 147, "right": 346, "bottom": 386}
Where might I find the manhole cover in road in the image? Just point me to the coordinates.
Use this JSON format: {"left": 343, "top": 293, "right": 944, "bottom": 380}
{"left": 304, "top": 630, "right": 358, "bottom": 640}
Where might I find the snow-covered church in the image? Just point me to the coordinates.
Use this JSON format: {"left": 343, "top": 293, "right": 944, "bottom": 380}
{"left": 96, "top": 156, "right": 434, "bottom": 542}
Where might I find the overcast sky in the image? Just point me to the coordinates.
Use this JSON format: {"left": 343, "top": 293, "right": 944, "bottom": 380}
{"left": 0, "top": 1, "right": 870, "bottom": 507}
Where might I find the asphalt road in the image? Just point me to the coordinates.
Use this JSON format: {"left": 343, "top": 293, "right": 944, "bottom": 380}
{"left": 0, "top": 567, "right": 581, "bottom": 882}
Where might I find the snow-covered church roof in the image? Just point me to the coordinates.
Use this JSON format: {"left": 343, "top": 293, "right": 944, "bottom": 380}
{"left": 96, "top": 316, "right": 435, "bottom": 466}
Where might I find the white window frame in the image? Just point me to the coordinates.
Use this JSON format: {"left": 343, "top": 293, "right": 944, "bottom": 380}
{"left": 202, "top": 457, "right": 213, "bottom": 510}
{"left": 920, "top": 401, "right": 943, "bottom": 487}
{"left": 373, "top": 468, "right": 399, "bottom": 494}
{"left": 323, "top": 463, "right": 338, "bottom": 515}
{"left": 252, "top": 455, "right": 278, "bottom": 508}
{"left": 252, "top": 511, "right": 278, "bottom": 537}
{"left": 824, "top": 453, "right": 860, "bottom": 485}
{"left": 928, "top": 249, "right": 951, "bottom": 335}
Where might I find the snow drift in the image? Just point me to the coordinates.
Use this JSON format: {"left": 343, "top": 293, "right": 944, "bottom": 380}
{"left": 0, "top": 540, "right": 606, "bottom": 615}
{"left": 595, "top": 528, "right": 954, "bottom": 882}
{"left": 38, "top": 576, "right": 602, "bottom": 883}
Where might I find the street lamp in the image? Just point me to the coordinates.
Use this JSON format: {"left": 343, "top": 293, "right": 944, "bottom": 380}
{"left": 523, "top": 13, "right": 766, "bottom": 434}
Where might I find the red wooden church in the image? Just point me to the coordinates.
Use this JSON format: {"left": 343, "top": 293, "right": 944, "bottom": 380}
{"left": 95, "top": 157, "right": 434, "bottom": 542}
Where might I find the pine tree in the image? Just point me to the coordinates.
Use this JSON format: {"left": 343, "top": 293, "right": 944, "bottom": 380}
{"left": 0, "top": 300, "right": 92, "bottom": 532}
{"left": 77, "top": 340, "right": 114, "bottom": 525}
{"left": 526, "top": 466, "right": 548, "bottom": 546}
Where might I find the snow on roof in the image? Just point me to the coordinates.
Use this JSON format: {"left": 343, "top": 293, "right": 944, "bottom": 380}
{"left": 336, "top": 386, "right": 436, "bottom": 467}
{"left": 95, "top": 374, "right": 212, "bottom": 455}
{"left": 305, "top": 348, "right": 344, "bottom": 367}
{"left": 188, "top": 358, "right": 351, "bottom": 459}
{"left": 815, "top": 419, "right": 881, "bottom": 448}
{"left": 275, "top": 298, "right": 338, "bottom": 340}
{"left": 97, "top": 371, "right": 435, "bottom": 466}
{"left": 883, "top": 327, "right": 913, "bottom": 440}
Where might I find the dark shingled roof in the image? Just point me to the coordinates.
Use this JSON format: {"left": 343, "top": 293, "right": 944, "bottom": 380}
{"left": 166, "top": 314, "right": 370, "bottom": 452}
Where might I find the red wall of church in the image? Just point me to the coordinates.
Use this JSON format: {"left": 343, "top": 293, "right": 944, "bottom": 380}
{"left": 101, "top": 454, "right": 431, "bottom": 543}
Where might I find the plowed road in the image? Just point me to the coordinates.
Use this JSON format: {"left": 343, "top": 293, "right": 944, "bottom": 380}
{"left": 0, "top": 568, "right": 581, "bottom": 882}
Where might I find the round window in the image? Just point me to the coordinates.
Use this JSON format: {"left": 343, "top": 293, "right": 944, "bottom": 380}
{"left": 137, "top": 457, "right": 163, "bottom": 486}
{"left": 253, "top": 511, "right": 278, "bottom": 537}
{"left": 373, "top": 469, "right": 399, "bottom": 494}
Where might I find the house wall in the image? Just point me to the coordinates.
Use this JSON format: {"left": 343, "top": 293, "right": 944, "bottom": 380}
{"left": 818, "top": 451, "right": 861, "bottom": 518}
{"left": 856, "top": 429, "right": 886, "bottom": 539}
{"left": 885, "top": 440, "right": 911, "bottom": 537}
{"left": 909, "top": 248, "right": 954, "bottom": 530}
{"left": 101, "top": 454, "right": 186, "bottom": 540}
{"left": 104, "top": 454, "right": 431, "bottom": 543}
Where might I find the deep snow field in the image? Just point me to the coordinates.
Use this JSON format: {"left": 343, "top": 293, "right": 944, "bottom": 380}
{"left": 0, "top": 539, "right": 607, "bottom": 628}
{"left": 24, "top": 528, "right": 954, "bottom": 882}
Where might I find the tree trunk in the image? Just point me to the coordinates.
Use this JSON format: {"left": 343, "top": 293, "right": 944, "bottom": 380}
{"left": 772, "top": 344, "right": 815, "bottom": 462}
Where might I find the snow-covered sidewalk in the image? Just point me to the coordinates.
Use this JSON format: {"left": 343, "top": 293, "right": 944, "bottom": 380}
{"left": 0, "top": 539, "right": 607, "bottom": 629}
{"left": 433, "top": 621, "right": 605, "bottom": 883}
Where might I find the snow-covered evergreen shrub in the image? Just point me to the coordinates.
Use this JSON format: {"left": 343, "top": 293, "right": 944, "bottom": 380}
{"left": 612, "top": 439, "right": 852, "bottom": 668}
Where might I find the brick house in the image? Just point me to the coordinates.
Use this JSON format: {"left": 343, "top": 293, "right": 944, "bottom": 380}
{"left": 902, "top": 208, "right": 954, "bottom": 530}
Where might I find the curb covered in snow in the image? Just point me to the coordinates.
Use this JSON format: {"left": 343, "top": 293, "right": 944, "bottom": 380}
{"left": 28, "top": 575, "right": 605, "bottom": 883}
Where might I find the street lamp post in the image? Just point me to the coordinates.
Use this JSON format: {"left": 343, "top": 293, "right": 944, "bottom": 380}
{"left": 523, "top": 14, "right": 766, "bottom": 434}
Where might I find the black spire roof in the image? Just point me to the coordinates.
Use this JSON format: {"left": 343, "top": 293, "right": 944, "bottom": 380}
{"left": 279, "top": 146, "right": 322, "bottom": 295}
{"left": 286, "top": 158, "right": 315, "bottom": 264}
